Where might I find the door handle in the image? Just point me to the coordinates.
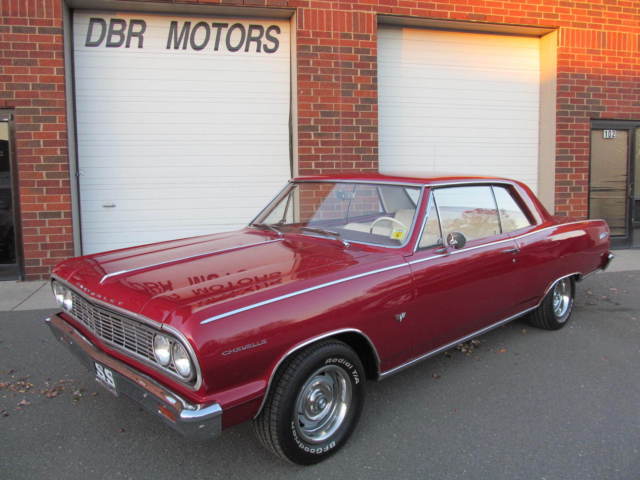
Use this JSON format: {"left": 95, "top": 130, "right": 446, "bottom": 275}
{"left": 502, "top": 247, "right": 520, "bottom": 254}
{"left": 102, "top": 203, "right": 116, "bottom": 208}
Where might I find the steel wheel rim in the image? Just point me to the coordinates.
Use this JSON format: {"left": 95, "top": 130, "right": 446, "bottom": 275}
{"left": 552, "top": 278, "right": 571, "bottom": 320}
{"left": 294, "top": 365, "right": 352, "bottom": 444}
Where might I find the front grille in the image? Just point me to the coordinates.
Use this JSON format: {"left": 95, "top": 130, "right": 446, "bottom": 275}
{"left": 69, "top": 291, "right": 178, "bottom": 375}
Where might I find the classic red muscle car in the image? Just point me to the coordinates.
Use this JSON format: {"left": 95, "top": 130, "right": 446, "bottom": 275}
{"left": 46, "top": 174, "right": 613, "bottom": 464}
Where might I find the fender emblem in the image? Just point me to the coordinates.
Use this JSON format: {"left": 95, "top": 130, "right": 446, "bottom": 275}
{"left": 222, "top": 339, "right": 268, "bottom": 356}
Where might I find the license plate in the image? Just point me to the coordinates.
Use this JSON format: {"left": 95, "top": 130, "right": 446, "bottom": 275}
{"left": 95, "top": 362, "right": 118, "bottom": 396}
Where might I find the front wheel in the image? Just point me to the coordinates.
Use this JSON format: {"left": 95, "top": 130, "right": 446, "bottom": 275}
{"left": 528, "top": 277, "right": 575, "bottom": 330}
{"left": 253, "top": 340, "right": 365, "bottom": 465}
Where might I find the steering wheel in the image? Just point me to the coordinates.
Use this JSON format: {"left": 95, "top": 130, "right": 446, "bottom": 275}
{"left": 369, "top": 216, "right": 408, "bottom": 234}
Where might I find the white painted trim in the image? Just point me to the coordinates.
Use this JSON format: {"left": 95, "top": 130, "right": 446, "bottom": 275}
{"left": 200, "top": 262, "right": 410, "bottom": 325}
{"left": 99, "top": 239, "right": 284, "bottom": 284}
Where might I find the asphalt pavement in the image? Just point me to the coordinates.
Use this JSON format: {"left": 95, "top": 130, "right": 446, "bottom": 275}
{"left": 1, "top": 269, "right": 639, "bottom": 480}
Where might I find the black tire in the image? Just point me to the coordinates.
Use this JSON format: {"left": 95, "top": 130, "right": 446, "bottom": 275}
{"left": 253, "top": 340, "right": 366, "bottom": 465}
{"left": 528, "top": 277, "right": 575, "bottom": 330}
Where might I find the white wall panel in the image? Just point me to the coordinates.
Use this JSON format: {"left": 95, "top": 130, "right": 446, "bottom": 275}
{"left": 73, "top": 11, "right": 290, "bottom": 253}
{"left": 378, "top": 27, "right": 540, "bottom": 191}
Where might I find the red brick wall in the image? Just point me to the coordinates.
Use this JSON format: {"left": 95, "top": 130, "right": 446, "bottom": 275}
{"left": 0, "top": 0, "right": 73, "bottom": 279}
{"left": 555, "top": 28, "right": 640, "bottom": 217}
{"left": 1, "top": 0, "right": 639, "bottom": 278}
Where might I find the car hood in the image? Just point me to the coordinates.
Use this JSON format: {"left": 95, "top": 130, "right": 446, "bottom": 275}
{"left": 54, "top": 229, "right": 387, "bottom": 328}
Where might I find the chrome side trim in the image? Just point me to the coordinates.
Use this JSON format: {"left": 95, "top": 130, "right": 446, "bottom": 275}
{"left": 378, "top": 271, "right": 583, "bottom": 380}
{"left": 200, "top": 262, "right": 409, "bottom": 325}
{"left": 201, "top": 221, "right": 595, "bottom": 325}
{"left": 253, "top": 328, "right": 381, "bottom": 418}
{"left": 99, "top": 239, "right": 284, "bottom": 284}
{"left": 378, "top": 305, "right": 538, "bottom": 379}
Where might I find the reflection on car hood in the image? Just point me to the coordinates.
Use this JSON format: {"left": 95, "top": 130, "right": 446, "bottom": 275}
{"left": 54, "top": 229, "right": 385, "bottom": 326}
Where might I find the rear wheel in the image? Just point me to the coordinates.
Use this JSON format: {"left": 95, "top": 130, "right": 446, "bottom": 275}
{"left": 253, "top": 340, "right": 365, "bottom": 465}
{"left": 528, "top": 277, "right": 575, "bottom": 330}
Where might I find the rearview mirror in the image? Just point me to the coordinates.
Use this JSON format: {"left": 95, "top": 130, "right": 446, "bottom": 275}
{"left": 446, "top": 232, "right": 466, "bottom": 250}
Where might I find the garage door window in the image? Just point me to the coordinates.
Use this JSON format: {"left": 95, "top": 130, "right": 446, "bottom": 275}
{"left": 434, "top": 186, "right": 500, "bottom": 242}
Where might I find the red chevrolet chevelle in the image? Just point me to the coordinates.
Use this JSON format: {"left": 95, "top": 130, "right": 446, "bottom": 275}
{"left": 47, "top": 174, "right": 613, "bottom": 464}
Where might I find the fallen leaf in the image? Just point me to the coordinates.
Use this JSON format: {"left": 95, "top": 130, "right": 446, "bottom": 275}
{"left": 41, "top": 385, "right": 64, "bottom": 399}
{"left": 497, "top": 348, "right": 507, "bottom": 354}
{"left": 1, "top": 409, "right": 8, "bottom": 417}
{"left": 17, "top": 399, "right": 31, "bottom": 407}
{"left": 432, "top": 373, "right": 441, "bottom": 379}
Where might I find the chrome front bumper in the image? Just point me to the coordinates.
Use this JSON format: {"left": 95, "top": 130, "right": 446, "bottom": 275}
{"left": 45, "top": 313, "right": 222, "bottom": 440}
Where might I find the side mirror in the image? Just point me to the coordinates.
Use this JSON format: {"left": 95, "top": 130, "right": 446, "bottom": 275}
{"left": 446, "top": 232, "right": 467, "bottom": 250}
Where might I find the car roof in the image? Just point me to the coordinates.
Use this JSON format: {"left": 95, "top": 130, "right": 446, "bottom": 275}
{"left": 292, "top": 173, "right": 520, "bottom": 187}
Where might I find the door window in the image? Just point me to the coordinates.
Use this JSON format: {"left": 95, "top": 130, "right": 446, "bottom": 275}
{"left": 433, "top": 186, "right": 500, "bottom": 242}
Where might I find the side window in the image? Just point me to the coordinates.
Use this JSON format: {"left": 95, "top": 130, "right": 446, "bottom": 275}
{"left": 418, "top": 199, "right": 442, "bottom": 248}
{"left": 492, "top": 186, "right": 532, "bottom": 232}
{"left": 434, "top": 186, "right": 500, "bottom": 242}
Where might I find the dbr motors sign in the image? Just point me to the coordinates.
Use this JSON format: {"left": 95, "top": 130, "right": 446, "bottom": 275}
{"left": 84, "top": 17, "right": 282, "bottom": 53}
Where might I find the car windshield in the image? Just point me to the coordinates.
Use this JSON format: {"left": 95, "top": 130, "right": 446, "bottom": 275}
{"left": 253, "top": 182, "right": 422, "bottom": 247}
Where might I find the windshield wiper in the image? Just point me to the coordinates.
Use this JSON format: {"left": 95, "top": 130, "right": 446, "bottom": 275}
{"left": 300, "top": 227, "right": 350, "bottom": 247}
{"left": 251, "top": 223, "right": 283, "bottom": 237}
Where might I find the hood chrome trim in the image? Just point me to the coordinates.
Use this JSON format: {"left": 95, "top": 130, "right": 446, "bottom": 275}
{"left": 99, "top": 239, "right": 284, "bottom": 284}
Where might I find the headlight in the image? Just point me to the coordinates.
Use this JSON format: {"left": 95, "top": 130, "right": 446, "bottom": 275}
{"left": 172, "top": 342, "right": 193, "bottom": 379}
{"left": 62, "top": 289, "right": 73, "bottom": 311}
{"left": 52, "top": 281, "right": 65, "bottom": 307}
{"left": 153, "top": 334, "right": 172, "bottom": 366}
{"left": 52, "top": 281, "right": 73, "bottom": 311}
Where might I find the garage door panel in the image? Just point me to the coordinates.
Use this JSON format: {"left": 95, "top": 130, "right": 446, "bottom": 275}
{"left": 378, "top": 26, "right": 540, "bottom": 190}
{"left": 73, "top": 11, "right": 290, "bottom": 254}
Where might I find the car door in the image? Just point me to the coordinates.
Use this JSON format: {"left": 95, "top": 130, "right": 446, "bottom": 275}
{"left": 404, "top": 185, "right": 522, "bottom": 356}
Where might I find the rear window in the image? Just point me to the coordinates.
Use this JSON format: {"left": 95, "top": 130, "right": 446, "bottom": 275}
{"left": 493, "top": 186, "right": 531, "bottom": 232}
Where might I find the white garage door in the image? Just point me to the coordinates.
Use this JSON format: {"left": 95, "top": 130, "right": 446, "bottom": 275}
{"left": 73, "top": 11, "right": 291, "bottom": 254}
{"left": 378, "top": 27, "right": 540, "bottom": 191}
